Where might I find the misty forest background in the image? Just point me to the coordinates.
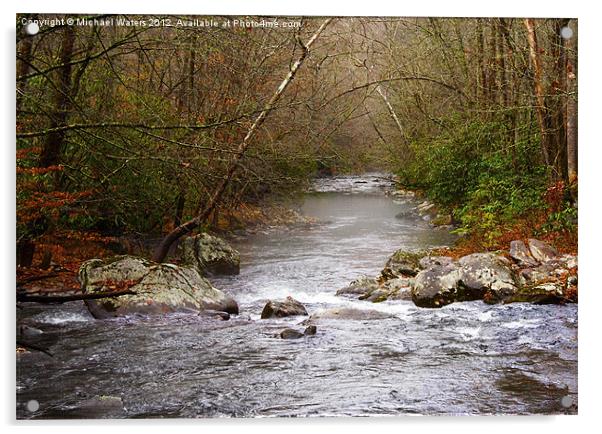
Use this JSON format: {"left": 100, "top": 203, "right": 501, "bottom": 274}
{"left": 16, "top": 16, "right": 577, "bottom": 271}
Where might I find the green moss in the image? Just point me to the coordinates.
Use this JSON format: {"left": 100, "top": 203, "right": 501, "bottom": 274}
{"left": 371, "top": 294, "right": 388, "bottom": 303}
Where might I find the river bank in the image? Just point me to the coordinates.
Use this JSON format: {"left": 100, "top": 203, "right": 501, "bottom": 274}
{"left": 16, "top": 199, "right": 316, "bottom": 299}
{"left": 379, "top": 184, "right": 578, "bottom": 306}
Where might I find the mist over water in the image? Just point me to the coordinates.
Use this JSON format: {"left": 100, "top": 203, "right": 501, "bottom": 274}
{"left": 16, "top": 174, "right": 577, "bottom": 417}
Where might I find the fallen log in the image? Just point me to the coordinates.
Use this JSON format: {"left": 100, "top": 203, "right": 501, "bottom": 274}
{"left": 17, "top": 289, "right": 136, "bottom": 304}
{"left": 16, "top": 272, "right": 58, "bottom": 286}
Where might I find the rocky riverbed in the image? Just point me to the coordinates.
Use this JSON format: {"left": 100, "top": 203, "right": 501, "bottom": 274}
{"left": 337, "top": 239, "right": 577, "bottom": 308}
{"left": 16, "top": 174, "right": 577, "bottom": 418}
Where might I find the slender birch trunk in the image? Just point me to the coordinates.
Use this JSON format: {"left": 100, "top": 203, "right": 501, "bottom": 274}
{"left": 565, "top": 20, "right": 578, "bottom": 187}
{"left": 152, "top": 18, "right": 333, "bottom": 263}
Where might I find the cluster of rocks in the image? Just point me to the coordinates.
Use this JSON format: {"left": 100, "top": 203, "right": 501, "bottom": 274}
{"left": 78, "top": 231, "right": 394, "bottom": 340}
{"left": 390, "top": 189, "right": 453, "bottom": 227}
{"left": 337, "top": 239, "right": 577, "bottom": 308}
{"left": 258, "top": 295, "right": 396, "bottom": 339}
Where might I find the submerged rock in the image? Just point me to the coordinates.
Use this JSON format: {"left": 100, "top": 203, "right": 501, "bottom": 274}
{"left": 261, "top": 296, "right": 308, "bottom": 319}
{"left": 279, "top": 325, "right": 317, "bottom": 339}
{"left": 336, "top": 276, "right": 379, "bottom": 297}
{"left": 198, "top": 310, "right": 231, "bottom": 320}
{"left": 68, "top": 395, "right": 126, "bottom": 418}
{"left": 279, "top": 328, "right": 304, "bottom": 339}
{"left": 79, "top": 256, "right": 238, "bottom": 319}
{"left": 307, "top": 307, "right": 395, "bottom": 321}
{"left": 303, "top": 325, "right": 317, "bottom": 335}
{"left": 179, "top": 233, "right": 240, "bottom": 276}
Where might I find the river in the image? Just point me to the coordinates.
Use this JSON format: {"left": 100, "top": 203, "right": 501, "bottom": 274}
{"left": 16, "top": 174, "right": 578, "bottom": 417}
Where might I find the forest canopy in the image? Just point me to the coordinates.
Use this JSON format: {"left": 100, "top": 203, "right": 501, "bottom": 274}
{"left": 16, "top": 15, "right": 577, "bottom": 265}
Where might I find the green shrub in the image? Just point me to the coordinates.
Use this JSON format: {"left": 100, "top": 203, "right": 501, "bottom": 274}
{"left": 396, "top": 114, "right": 549, "bottom": 241}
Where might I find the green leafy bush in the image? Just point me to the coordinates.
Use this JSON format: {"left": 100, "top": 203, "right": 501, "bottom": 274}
{"left": 397, "top": 114, "right": 549, "bottom": 242}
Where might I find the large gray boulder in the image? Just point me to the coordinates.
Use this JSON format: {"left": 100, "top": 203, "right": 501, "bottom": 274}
{"left": 279, "top": 325, "right": 317, "bottom": 339}
{"left": 261, "top": 296, "right": 308, "bottom": 319}
{"left": 179, "top": 233, "right": 240, "bottom": 276}
{"left": 457, "top": 253, "right": 518, "bottom": 302}
{"left": 418, "top": 255, "right": 453, "bottom": 270}
{"left": 360, "top": 276, "right": 414, "bottom": 302}
{"left": 383, "top": 277, "right": 414, "bottom": 301}
{"left": 79, "top": 256, "right": 238, "bottom": 319}
{"left": 519, "top": 261, "right": 570, "bottom": 286}
{"left": 411, "top": 253, "right": 518, "bottom": 308}
{"left": 411, "top": 263, "right": 462, "bottom": 308}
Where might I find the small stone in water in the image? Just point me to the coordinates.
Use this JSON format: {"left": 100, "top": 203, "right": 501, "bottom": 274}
{"left": 304, "top": 325, "right": 317, "bottom": 335}
{"left": 279, "top": 328, "right": 304, "bottom": 339}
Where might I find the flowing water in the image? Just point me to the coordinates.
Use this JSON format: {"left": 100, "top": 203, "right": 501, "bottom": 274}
{"left": 16, "top": 174, "right": 578, "bottom": 418}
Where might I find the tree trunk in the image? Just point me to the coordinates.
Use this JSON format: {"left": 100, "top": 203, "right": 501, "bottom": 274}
{"left": 16, "top": 15, "right": 36, "bottom": 113}
{"left": 152, "top": 18, "right": 333, "bottom": 263}
{"left": 22, "top": 27, "right": 76, "bottom": 265}
{"left": 39, "top": 26, "right": 76, "bottom": 169}
{"left": 499, "top": 18, "right": 518, "bottom": 165}
{"left": 17, "top": 289, "right": 137, "bottom": 303}
{"left": 565, "top": 20, "right": 578, "bottom": 188}
{"left": 375, "top": 85, "right": 412, "bottom": 159}
{"left": 550, "top": 19, "right": 570, "bottom": 180}
{"left": 16, "top": 239, "right": 35, "bottom": 268}
{"left": 174, "top": 190, "right": 186, "bottom": 227}
{"left": 524, "top": 18, "right": 551, "bottom": 168}
{"left": 487, "top": 19, "right": 498, "bottom": 109}
{"left": 476, "top": 20, "right": 488, "bottom": 106}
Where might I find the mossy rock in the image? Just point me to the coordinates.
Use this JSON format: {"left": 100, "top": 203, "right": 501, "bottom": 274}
{"left": 336, "top": 275, "right": 379, "bottom": 297}
{"left": 79, "top": 255, "right": 239, "bottom": 318}
{"left": 381, "top": 249, "right": 426, "bottom": 279}
{"left": 179, "top": 233, "right": 240, "bottom": 276}
{"left": 502, "top": 282, "right": 567, "bottom": 304}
